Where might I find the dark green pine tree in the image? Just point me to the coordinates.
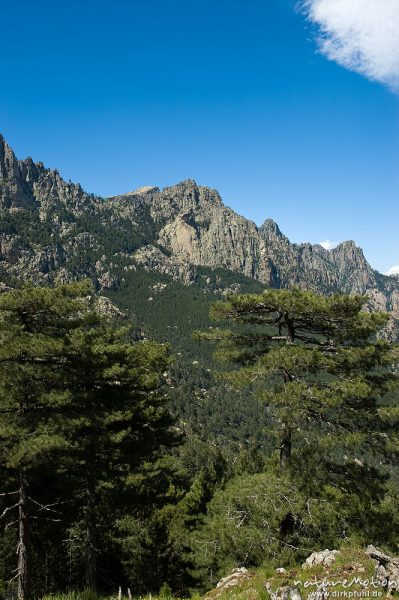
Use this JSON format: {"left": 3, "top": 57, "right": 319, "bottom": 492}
{"left": 60, "top": 320, "right": 179, "bottom": 591}
{"left": 0, "top": 282, "right": 178, "bottom": 597}
{"left": 198, "top": 288, "right": 398, "bottom": 470}
{"left": 0, "top": 281, "right": 94, "bottom": 600}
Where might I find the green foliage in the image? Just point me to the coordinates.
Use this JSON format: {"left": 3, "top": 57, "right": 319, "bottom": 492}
{"left": 0, "top": 282, "right": 179, "bottom": 598}
{"left": 188, "top": 288, "right": 399, "bottom": 588}
{"left": 190, "top": 459, "right": 398, "bottom": 590}
{"left": 0, "top": 277, "right": 398, "bottom": 598}
{"left": 0, "top": 280, "right": 93, "bottom": 468}
{"left": 106, "top": 266, "right": 271, "bottom": 451}
{"left": 200, "top": 288, "right": 398, "bottom": 469}
{"left": 191, "top": 470, "right": 304, "bottom": 585}
{"left": 0, "top": 204, "right": 157, "bottom": 285}
{"left": 0, "top": 210, "right": 55, "bottom": 244}
{"left": 42, "top": 593, "right": 112, "bottom": 600}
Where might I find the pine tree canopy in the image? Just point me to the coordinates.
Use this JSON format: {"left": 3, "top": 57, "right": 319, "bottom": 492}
{"left": 0, "top": 281, "right": 178, "bottom": 597}
{"left": 198, "top": 288, "right": 399, "bottom": 468}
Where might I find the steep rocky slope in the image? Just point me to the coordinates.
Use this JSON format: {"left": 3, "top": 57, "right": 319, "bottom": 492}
{"left": 113, "top": 183, "right": 396, "bottom": 298}
{"left": 1, "top": 133, "right": 398, "bottom": 335}
{"left": 111, "top": 182, "right": 399, "bottom": 331}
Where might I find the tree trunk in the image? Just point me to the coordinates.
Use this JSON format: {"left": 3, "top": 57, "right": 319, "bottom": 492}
{"left": 280, "top": 424, "right": 292, "bottom": 470}
{"left": 280, "top": 315, "right": 294, "bottom": 470}
{"left": 18, "top": 471, "right": 29, "bottom": 600}
{"left": 84, "top": 470, "right": 97, "bottom": 591}
{"left": 284, "top": 313, "right": 295, "bottom": 344}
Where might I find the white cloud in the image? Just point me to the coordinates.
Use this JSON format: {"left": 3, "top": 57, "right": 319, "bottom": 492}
{"left": 385, "top": 265, "right": 399, "bottom": 276}
{"left": 302, "top": 0, "right": 399, "bottom": 91}
{"left": 320, "top": 240, "right": 338, "bottom": 250}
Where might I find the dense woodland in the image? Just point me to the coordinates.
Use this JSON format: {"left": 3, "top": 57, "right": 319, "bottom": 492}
{"left": 0, "top": 281, "right": 398, "bottom": 600}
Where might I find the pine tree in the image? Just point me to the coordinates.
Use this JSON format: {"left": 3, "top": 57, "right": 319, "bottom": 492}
{"left": 0, "top": 281, "right": 93, "bottom": 600}
{"left": 0, "top": 282, "right": 178, "bottom": 596}
{"left": 60, "top": 320, "right": 178, "bottom": 591}
{"left": 198, "top": 289, "right": 398, "bottom": 469}
{"left": 193, "top": 289, "right": 399, "bottom": 566}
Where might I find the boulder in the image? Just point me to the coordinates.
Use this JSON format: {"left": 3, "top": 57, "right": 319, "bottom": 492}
{"left": 265, "top": 582, "right": 302, "bottom": 600}
{"left": 366, "top": 545, "right": 399, "bottom": 593}
{"left": 216, "top": 567, "right": 252, "bottom": 592}
{"left": 303, "top": 549, "right": 339, "bottom": 569}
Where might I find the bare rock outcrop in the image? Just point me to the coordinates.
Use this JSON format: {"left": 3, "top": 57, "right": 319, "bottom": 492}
{"left": 264, "top": 583, "right": 302, "bottom": 600}
{"left": 303, "top": 549, "right": 339, "bottom": 569}
{"left": 0, "top": 135, "right": 38, "bottom": 210}
{"left": 366, "top": 545, "right": 399, "bottom": 593}
{"left": 132, "top": 245, "right": 196, "bottom": 284}
{"left": 215, "top": 568, "right": 252, "bottom": 592}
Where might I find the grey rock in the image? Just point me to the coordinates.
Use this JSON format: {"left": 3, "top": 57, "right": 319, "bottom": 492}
{"left": 366, "top": 545, "right": 399, "bottom": 593}
{"left": 303, "top": 549, "right": 339, "bottom": 568}
{"left": 0, "top": 135, "right": 38, "bottom": 210}
{"left": 133, "top": 245, "right": 196, "bottom": 284}
{"left": 94, "top": 296, "right": 126, "bottom": 320}
{"left": 265, "top": 582, "right": 302, "bottom": 600}
{"left": 215, "top": 567, "right": 252, "bottom": 591}
{"left": 98, "top": 271, "right": 118, "bottom": 291}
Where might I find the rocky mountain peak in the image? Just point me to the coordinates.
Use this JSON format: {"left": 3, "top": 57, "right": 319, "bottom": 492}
{"left": 259, "top": 219, "right": 288, "bottom": 243}
{"left": 0, "top": 134, "right": 38, "bottom": 210}
{"left": 133, "top": 186, "right": 160, "bottom": 195}
{"left": 0, "top": 136, "right": 398, "bottom": 338}
{"left": 167, "top": 178, "right": 198, "bottom": 190}
{"left": 0, "top": 134, "right": 19, "bottom": 180}
{"left": 116, "top": 185, "right": 160, "bottom": 198}
{"left": 331, "top": 240, "right": 370, "bottom": 269}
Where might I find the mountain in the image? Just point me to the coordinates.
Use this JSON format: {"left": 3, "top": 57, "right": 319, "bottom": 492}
{"left": 1, "top": 133, "right": 398, "bottom": 334}
{"left": 110, "top": 183, "right": 390, "bottom": 294}
{"left": 2, "top": 133, "right": 399, "bottom": 448}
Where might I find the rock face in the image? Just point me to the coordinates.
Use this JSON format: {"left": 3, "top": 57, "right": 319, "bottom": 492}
{"left": 0, "top": 135, "right": 38, "bottom": 210}
{"left": 132, "top": 245, "right": 197, "bottom": 284}
{"left": 112, "top": 183, "right": 399, "bottom": 336}
{"left": 1, "top": 135, "right": 399, "bottom": 337}
{"left": 112, "top": 181, "right": 381, "bottom": 296}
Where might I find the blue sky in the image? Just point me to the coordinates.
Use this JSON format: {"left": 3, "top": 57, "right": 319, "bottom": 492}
{"left": 1, "top": 0, "right": 398, "bottom": 273}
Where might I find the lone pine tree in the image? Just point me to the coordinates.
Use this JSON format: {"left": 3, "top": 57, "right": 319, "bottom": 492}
{"left": 0, "top": 282, "right": 177, "bottom": 597}
{"left": 199, "top": 289, "right": 398, "bottom": 470}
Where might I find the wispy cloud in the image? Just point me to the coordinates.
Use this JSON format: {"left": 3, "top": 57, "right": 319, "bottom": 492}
{"left": 385, "top": 265, "right": 399, "bottom": 276}
{"left": 320, "top": 240, "right": 338, "bottom": 250}
{"left": 301, "top": 0, "right": 399, "bottom": 91}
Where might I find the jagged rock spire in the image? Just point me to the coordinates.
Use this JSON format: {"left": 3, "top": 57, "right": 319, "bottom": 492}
{"left": 0, "top": 134, "right": 37, "bottom": 210}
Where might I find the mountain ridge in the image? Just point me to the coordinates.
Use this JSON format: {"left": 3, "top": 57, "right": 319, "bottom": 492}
{"left": 1, "top": 134, "right": 398, "bottom": 338}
